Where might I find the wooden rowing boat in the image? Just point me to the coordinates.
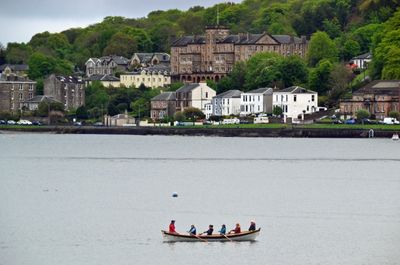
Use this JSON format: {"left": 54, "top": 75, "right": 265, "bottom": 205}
{"left": 161, "top": 228, "right": 261, "bottom": 242}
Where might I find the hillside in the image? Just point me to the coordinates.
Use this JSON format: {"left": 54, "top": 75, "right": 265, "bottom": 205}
{"left": 0, "top": 0, "right": 399, "bottom": 82}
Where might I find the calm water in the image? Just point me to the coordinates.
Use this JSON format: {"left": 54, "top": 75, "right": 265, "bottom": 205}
{"left": 0, "top": 134, "right": 399, "bottom": 265}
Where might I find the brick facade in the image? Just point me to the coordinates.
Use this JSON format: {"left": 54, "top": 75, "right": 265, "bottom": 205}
{"left": 340, "top": 80, "right": 400, "bottom": 120}
{"left": 171, "top": 26, "right": 308, "bottom": 83}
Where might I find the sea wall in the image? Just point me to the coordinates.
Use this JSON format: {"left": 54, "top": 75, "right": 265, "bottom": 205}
{"left": 1, "top": 126, "right": 397, "bottom": 138}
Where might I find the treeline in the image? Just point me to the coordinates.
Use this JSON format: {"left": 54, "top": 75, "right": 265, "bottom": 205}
{"left": 0, "top": 0, "right": 399, "bottom": 82}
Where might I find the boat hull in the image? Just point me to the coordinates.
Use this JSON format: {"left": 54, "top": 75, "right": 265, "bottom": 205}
{"left": 162, "top": 228, "right": 261, "bottom": 242}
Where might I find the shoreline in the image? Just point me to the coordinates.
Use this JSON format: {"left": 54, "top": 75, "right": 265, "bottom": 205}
{"left": 1, "top": 125, "right": 398, "bottom": 138}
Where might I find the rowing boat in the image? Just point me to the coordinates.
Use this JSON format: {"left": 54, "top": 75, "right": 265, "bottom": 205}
{"left": 161, "top": 228, "right": 261, "bottom": 242}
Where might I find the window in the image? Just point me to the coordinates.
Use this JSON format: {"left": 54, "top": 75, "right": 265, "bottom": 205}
{"left": 19, "top": 93, "right": 23, "bottom": 100}
{"left": 311, "top": 95, "right": 315, "bottom": 102}
{"left": 29, "top": 92, "right": 33, "bottom": 99}
{"left": 206, "top": 92, "right": 208, "bottom": 98}
{"left": 258, "top": 105, "right": 260, "bottom": 111}
{"left": 276, "top": 95, "right": 278, "bottom": 102}
{"left": 285, "top": 95, "right": 288, "bottom": 102}
{"left": 294, "top": 95, "right": 297, "bottom": 102}
{"left": 258, "top": 96, "right": 260, "bottom": 101}
{"left": 29, "top": 84, "right": 34, "bottom": 91}
{"left": 19, "top": 84, "right": 23, "bottom": 90}
{"left": 281, "top": 95, "right": 284, "bottom": 101}
{"left": 307, "top": 105, "right": 309, "bottom": 111}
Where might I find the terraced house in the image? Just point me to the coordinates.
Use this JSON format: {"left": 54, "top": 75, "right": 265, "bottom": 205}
{"left": 85, "top": 56, "right": 129, "bottom": 77}
{"left": 171, "top": 26, "right": 308, "bottom": 83}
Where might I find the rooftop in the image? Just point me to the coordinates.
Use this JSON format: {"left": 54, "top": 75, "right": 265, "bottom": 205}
{"left": 276, "top": 86, "right": 316, "bottom": 94}
{"left": 151, "top": 92, "right": 176, "bottom": 101}
{"left": 215, "top": 89, "right": 243, "bottom": 98}
{"left": 246, "top": 87, "right": 273, "bottom": 94}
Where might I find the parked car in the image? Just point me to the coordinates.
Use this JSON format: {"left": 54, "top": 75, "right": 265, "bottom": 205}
{"left": 0, "top": 120, "right": 6, "bottom": 125}
{"left": 93, "top": 122, "right": 104, "bottom": 127}
{"left": 222, "top": 118, "right": 240, "bottom": 125}
{"left": 345, "top": 119, "right": 356, "bottom": 124}
{"left": 7, "top": 120, "right": 16, "bottom": 125}
{"left": 17, "top": 120, "right": 33, "bottom": 125}
{"left": 32, "top": 121, "right": 42, "bottom": 126}
{"left": 382, "top": 117, "right": 400, "bottom": 125}
{"left": 361, "top": 118, "right": 376, "bottom": 124}
{"left": 317, "top": 107, "right": 328, "bottom": 112}
{"left": 73, "top": 121, "right": 82, "bottom": 126}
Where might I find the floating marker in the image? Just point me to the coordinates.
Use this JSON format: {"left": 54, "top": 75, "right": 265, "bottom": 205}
{"left": 172, "top": 192, "right": 178, "bottom": 198}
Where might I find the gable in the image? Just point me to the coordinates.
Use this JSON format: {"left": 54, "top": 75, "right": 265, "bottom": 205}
{"left": 256, "top": 34, "right": 280, "bottom": 45}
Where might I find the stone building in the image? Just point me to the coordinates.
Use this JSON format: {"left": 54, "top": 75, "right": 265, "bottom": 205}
{"left": 44, "top": 74, "right": 85, "bottom": 110}
{"left": 85, "top": 56, "right": 129, "bottom": 77}
{"left": 171, "top": 26, "right": 308, "bottom": 82}
{"left": 340, "top": 80, "right": 400, "bottom": 120}
{"left": 120, "top": 65, "right": 171, "bottom": 88}
{"left": 0, "top": 64, "right": 29, "bottom": 78}
{"left": 0, "top": 75, "right": 36, "bottom": 113}
{"left": 130, "top": 53, "right": 170, "bottom": 68}
{"left": 150, "top": 92, "right": 176, "bottom": 120}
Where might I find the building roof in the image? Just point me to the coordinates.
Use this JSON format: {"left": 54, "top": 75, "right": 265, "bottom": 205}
{"left": 56, "top": 75, "right": 84, "bottom": 84}
{"left": 0, "top": 64, "right": 29, "bottom": 72}
{"left": 176, "top": 83, "right": 202, "bottom": 93}
{"left": 246, "top": 87, "right": 273, "bottom": 94}
{"left": 151, "top": 92, "right": 176, "bottom": 101}
{"left": 354, "top": 80, "right": 400, "bottom": 95}
{"left": 133, "top": 53, "right": 154, "bottom": 63}
{"left": 23, "top": 95, "right": 61, "bottom": 104}
{"left": 86, "top": 74, "right": 120, "bottom": 82}
{"left": 86, "top": 56, "right": 129, "bottom": 66}
{"left": 276, "top": 86, "right": 316, "bottom": 94}
{"left": 172, "top": 32, "right": 306, "bottom": 47}
{"left": 214, "top": 89, "right": 242, "bottom": 98}
{"left": 151, "top": 53, "right": 171, "bottom": 63}
{"left": 0, "top": 75, "right": 35, "bottom": 82}
{"left": 352, "top": 52, "right": 372, "bottom": 60}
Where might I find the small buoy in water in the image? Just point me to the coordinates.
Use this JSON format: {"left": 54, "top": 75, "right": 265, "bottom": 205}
{"left": 172, "top": 192, "right": 178, "bottom": 198}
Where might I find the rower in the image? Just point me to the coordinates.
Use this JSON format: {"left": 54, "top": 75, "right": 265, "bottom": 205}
{"left": 188, "top": 224, "right": 196, "bottom": 235}
{"left": 201, "top": 224, "right": 214, "bottom": 235}
{"left": 169, "top": 220, "right": 177, "bottom": 233}
{"left": 248, "top": 220, "right": 256, "bottom": 231}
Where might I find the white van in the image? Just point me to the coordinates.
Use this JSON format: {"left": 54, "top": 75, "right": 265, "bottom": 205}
{"left": 383, "top": 117, "right": 400, "bottom": 124}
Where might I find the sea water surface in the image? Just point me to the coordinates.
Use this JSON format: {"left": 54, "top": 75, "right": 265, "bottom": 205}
{"left": 0, "top": 134, "right": 399, "bottom": 265}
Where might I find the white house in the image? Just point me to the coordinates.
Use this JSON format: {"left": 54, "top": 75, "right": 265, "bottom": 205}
{"left": 204, "top": 103, "right": 213, "bottom": 119}
{"left": 240, "top": 87, "right": 273, "bottom": 116}
{"left": 212, "top": 90, "right": 242, "bottom": 116}
{"left": 273, "top": 86, "right": 318, "bottom": 120}
{"left": 351, "top": 52, "right": 372, "bottom": 69}
{"left": 175, "top": 83, "right": 216, "bottom": 114}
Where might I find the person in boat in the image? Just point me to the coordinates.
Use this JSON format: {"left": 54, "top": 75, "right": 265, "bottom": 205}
{"left": 200, "top": 225, "right": 214, "bottom": 235}
{"left": 169, "top": 220, "right": 177, "bottom": 233}
{"left": 248, "top": 220, "right": 256, "bottom": 231}
{"left": 229, "top": 223, "right": 241, "bottom": 234}
{"left": 188, "top": 224, "right": 196, "bottom": 235}
{"left": 219, "top": 224, "right": 226, "bottom": 235}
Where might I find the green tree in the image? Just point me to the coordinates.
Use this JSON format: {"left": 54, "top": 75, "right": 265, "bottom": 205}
{"left": 76, "top": 106, "right": 89, "bottom": 119}
{"left": 174, "top": 111, "right": 185, "bottom": 122}
{"left": 307, "top": 31, "right": 338, "bottom": 67}
{"left": 389, "top": 111, "right": 400, "bottom": 120}
{"left": 356, "top": 109, "right": 370, "bottom": 123}
{"left": 273, "top": 106, "right": 283, "bottom": 116}
{"left": 183, "top": 107, "right": 205, "bottom": 125}
{"left": 308, "top": 59, "right": 334, "bottom": 95}
{"left": 102, "top": 32, "right": 138, "bottom": 57}
{"left": 278, "top": 56, "right": 309, "bottom": 87}
{"left": 6, "top": 43, "right": 33, "bottom": 64}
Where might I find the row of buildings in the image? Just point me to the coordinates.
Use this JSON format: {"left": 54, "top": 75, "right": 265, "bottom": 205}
{"left": 0, "top": 64, "right": 85, "bottom": 113}
{"left": 151, "top": 83, "right": 318, "bottom": 121}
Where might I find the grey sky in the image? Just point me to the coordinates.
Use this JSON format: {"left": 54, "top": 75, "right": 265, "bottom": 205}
{"left": 0, "top": 0, "right": 241, "bottom": 45}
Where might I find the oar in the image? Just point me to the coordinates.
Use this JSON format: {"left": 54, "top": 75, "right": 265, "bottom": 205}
{"left": 222, "top": 233, "right": 234, "bottom": 242}
{"left": 190, "top": 233, "right": 208, "bottom": 243}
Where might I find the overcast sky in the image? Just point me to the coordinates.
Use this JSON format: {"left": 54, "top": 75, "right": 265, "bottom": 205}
{"left": 0, "top": 0, "right": 241, "bottom": 46}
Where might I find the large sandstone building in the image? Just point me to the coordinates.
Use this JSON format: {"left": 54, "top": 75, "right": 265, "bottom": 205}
{"left": 171, "top": 26, "right": 308, "bottom": 83}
